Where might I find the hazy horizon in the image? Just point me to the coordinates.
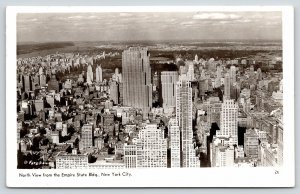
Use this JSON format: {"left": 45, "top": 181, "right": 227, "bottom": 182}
{"left": 17, "top": 12, "right": 282, "bottom": 42}
{"left": 17, "top": 39, "right": 283, "bottom": 44}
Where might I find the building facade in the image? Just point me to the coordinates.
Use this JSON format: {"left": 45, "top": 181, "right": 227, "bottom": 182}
{"left": 217, "top": 99, "right": 238, "bottom": 144}
{"left": 244, "top": 129, "right": 259, "bottom": 159}
{"left": 122, "top": 47, "right": 152, "bottom": 118}
{"left": 169, "top": 118, "right": 180, "bottom": 168}
{"left": 56, "top": 153, "right": 88, "bottom": 169}
{"left": 224, "top": 73, "right": 230, "bottom": 100}
{"left": 161, "top": 71, "right": 178, "bottom": 109}
{"left": 80, "top": 124, "right": 93, "bottom": 150}
{"left": 95, "top": 65, "right": 103, "bottom": 83}
{"left": 176, "top": 77, "right": 200, "bottom": 168}
{"left": 136, "top": 124, "right": 167, "bottom": 168}
{"left": 124, "top": 144, "right": 137, "bottom": 168}
{"left": 87, "top": 64, "right": 93, "bottom": 85}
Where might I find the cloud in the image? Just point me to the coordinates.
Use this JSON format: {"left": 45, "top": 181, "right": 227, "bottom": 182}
{"left": 17, "top": 12, "right": 282, "bottom": 42}
{"left": 180, "top": 21, "right": 196, "bottom": 26}
{"left": 266, "top": 21, "right": 282, "bottom": 26}
{"left": 217, "top": 19, "right": 252, "bottom": 25}
{"left": 67, "top": 15, "right": 84, "bottom": 19}
{"left": 29, "top": 18, "right": 38, "bottom": 22}
{"left": 119, "top": 13, "right": 132, "bottom": 17}
{"left": 193, "top": 13, "right": 242, "bottom": 20}
{"left": 218, "top": 20, "right": 231, "bottom": 24}
{"left": 18, "top": 18, "right": 38, "bottom": 22}
{"left": 238, "top": 19, "right": 251, "bottom": 23}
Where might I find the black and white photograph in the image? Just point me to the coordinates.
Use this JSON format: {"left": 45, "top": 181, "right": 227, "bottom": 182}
{"left": 6, "top": 6, "right": 295, "bottom": 187}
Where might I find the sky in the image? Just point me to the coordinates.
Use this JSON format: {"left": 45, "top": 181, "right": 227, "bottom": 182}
{"left": 17, "top": 12, "right": 282, "bottom": 42}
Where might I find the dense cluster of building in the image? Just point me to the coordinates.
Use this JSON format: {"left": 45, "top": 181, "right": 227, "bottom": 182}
{"left": 16, "top": 47, "right": 283, "bottom": 169}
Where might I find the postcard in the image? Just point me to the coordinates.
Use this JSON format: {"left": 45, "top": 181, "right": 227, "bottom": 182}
{"left": 6, "top": 6, "right": 295, "bottom": 187}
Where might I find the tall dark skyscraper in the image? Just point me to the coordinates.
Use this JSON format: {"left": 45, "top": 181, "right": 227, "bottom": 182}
{"left": 122, "top": 47, "right": 152, "bottom": 118}
{"left": 23, "top": 75, "right": 31, "bottom": 92}
{"left": 161, "top": 71, "right": 178, "bottom": 109}
{"left": 224, "top": 73, "right": 230, "bottom": 100}
{"left": 176, "top": 75, "right": 200, "bottom": 168}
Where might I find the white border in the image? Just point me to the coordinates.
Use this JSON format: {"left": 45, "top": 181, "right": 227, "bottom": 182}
{"left": 6, "top": 6, "right": 295, "bottom": 187}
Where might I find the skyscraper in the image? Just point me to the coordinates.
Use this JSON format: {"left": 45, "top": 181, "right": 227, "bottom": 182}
{"left": 185, "top": 61, "right": 195, "bottom": 81}
{"left": 23, "top": 75, "right": 31, "bottom": 92}
{"left": 212, "top": 144, "right": 235, "bottom": 167}
{"left": 194, "top": 54, "right": 199, "bottom": 63}
{"left": 215, "top": 65, "right": 221, "bottom": 88}
{"left": 229, "top": 65, "right": 236, "bottom": 84}
{"left": 256, "top": 68, "right": 262, "bottom": 81}
{"left": 161, "top": 71, "right": 178, "bottom": 109}
{"left": 47, "top": 74, "right": 59, "bottom": 92}
{"left": 112, "top": 68, "right": 122, "bottom": 83}
{"left": 80, "top": 124, "right": 93, "bottom": 150}
{"left": 34, "top": 99, "right": 44, "bottom": 112}
{"left": 231, "top": 82, "right": 241, "bottom": 101}
{"left": 86, "top": 64, "right": 93, "bottom": 85}
{"left": 38, "top": 67, "right": 44, "bottom": 75}
{"left": 124, "top": 144, "right": 137, "bottom": 168}
{"left": 40, "top": 74, "right": 46, "bottom": 87}
{"left": 249, "top": 65, "right": 255, "bottom": 79}
{"left": 109, "top": 81, "right": 119, "bottom": 105}
{"left": 244, "top": 129, "right": 259, "bottom": 159}
{"left": 176, "top": 76, "right": 200, "bottom": 167}
{"left": 122, "top": 47, "right": 152, "bottom": 118}
{"left": 217, "top": 99, "right": 238, "bottom": 144}
{"left": 205, "top": 97, "right": 222, "bottom": 126}
{"left": 199, "top": 78, "right": 208, "bottom": 97}
{"left": 224, "top": 73, "right": 230, "bottom": 100}
{"left": 95, "top": 65, "right": 103, "bottom": 83}
{"left": 277, "top": 124, "right": 283, "bottom": 166}
{"left": 136, "top": 124, "right": 167, "bottom": 168}
{"left": 169, "top": 118, "right": 180, "bottom": 168}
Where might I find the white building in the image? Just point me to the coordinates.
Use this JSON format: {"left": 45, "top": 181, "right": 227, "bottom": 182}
{"left": 88, "top": 157, "right": 125, "bottom": 169}
{"left": 176, "top": 77, "right": 200, "bottom": 168}
{"left": 215, "top": 65, "right": 222, "bottom": 88}
{"left": 56, "top": 153, "right": 88, "bottom": 169}
{"left": 51, "top": 131, "right": 60, "bottom": 144}
{"left": 194, "top": 54, "right": 199, "bottom": 63}
{"left": 112, "top": 68, "right": 122, "bottom": 83}
{"left": 217, "top": 99, "right": 238, "bottom": 145}
{"left": 136, "top": 124, "right": 167, "bottom": 168}
{"left": 86, "top": 64, "right": 93, "bottom": 85}
{"left": 124, "top": 144, "right": 137, "bottom": 168}
{"left": 169, "top": 118, "right": 180, "bottom": 168}
{"left": 235, "top": 145, "right": 245, "bottom": 159}
{"left": 259, "top": 143, "right": 278, "bottom": 167}
{"left": 56, "top": 153, "right": 125, "bottom": 169}
{"left": 186, "top": 61, "right": 195, "bottom": 81}
{"left": 277, "top": 124, "right": 283, "bottom": 166}
{"left": 217, "top": 146, "right": 234, "bottom": 167}
{"left": 95, "top": 65, "right": 103, "bottom": 83}
{"left": 234, "top": 158, "right": 255, "bottom": 167}
{"left": 62, "top": 123, "right": 68, "bottom": 137}
{"left": 210, "top": 137, "right": 235, "bottom": 167}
